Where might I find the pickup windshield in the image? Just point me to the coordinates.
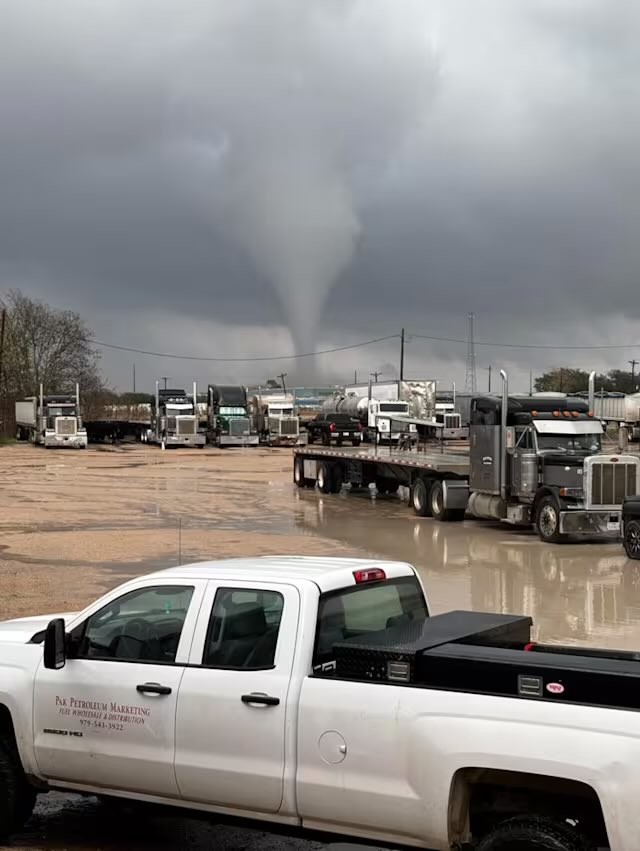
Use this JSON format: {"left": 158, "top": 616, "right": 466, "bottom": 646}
{"left": 313, "top": 576, "right": 427, "bottom": 672}
{"left": 536, "top": 433, "right": 601, "bottom": 454}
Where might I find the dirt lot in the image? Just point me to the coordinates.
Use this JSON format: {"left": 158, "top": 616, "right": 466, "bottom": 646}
{"left": 0, "top": 443, "right": 356, "bottom": 622}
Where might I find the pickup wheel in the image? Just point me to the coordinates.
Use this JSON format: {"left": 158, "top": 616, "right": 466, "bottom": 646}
{"left": 0, "top": 736, "right": 36, "bottom": 840}
{"left": 536, "top": 495, "right": 564, "bottom": 544}
{"left": 321, "top": 432, "right": 330, "bottom": 446}
{"left": 624, "top": 518, "right": 640, "bottom": 560}
{"left": 477, "top": 816, "right": 590, "bottom": 851}
{"left": 411, "top": 478, "right": 432, "bottom": 517}
{"left": 430, "top": 480, "right": 465, "bottom": 522}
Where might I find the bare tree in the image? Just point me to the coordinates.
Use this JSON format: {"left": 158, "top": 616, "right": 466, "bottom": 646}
{"left": 0, "top": 290, "right": 103, "bottom": 399}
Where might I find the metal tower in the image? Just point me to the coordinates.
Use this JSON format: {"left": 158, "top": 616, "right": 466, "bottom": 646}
{"left": 464, "top": 313, "right": 478, "bottom": 394}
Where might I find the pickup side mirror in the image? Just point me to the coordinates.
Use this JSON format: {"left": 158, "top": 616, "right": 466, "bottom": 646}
{"left": 43, "top": 618, "right": 67, "bottom": 670}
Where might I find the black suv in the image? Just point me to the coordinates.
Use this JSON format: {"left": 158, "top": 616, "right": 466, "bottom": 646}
{"left": 623, "top": 496, "right": 640, "bottom": 559}
{"left": 305, "top": 413, "right": 362, "bottom": 447}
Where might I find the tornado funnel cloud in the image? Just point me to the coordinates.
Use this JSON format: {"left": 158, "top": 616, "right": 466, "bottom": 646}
{"left": 226, "top": 157, "right": 361, "bottom": 355}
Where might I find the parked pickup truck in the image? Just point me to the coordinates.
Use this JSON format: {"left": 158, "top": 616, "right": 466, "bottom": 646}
{"left": 0, "top": 556, "right": 635, "bottom": 850}
{"left": 306, "top": 413, "right": 363, "bottom": 447}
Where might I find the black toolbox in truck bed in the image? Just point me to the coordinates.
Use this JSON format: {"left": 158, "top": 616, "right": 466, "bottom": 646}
{"left": 332, "top": 609, "right": 640, "bottom": 711}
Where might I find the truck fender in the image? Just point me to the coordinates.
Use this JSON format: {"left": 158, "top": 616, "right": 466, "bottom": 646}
{"left": 532, "top": 486, "right": 563, "bottom": 514}
{"left": 0, "top": 689, "right": 39, "bottom": 779}
{"left": 408, "top": 714, "right": 626, "bottom": 850}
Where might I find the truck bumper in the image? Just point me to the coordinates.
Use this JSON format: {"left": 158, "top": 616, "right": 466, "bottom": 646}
{"left": 44, "top": 434, "right": 88, "bottom": 448}
{"left": 219, "top": 435, "right": 260, "bottom": 446}
{"left": 269, "top": 436, "right": 300, "bottom": 446}
{"left": 559, "top": 509, "right": 622, "bottom": 536}
{"left": 166, "top": 435, "right": 206, "bottom": 447}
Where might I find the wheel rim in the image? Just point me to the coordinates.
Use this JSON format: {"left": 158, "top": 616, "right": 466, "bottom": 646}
{"left": 432, "top": 486, "right": 442, "bottom": 515}
{"left": 318, "top": 467, "right": 325, "bottom": 489}
{"left": 294, "top": 461, "right": 302, "bottom": 483}
{"left": 627, "top": 523, "right": 640, "bottom": 556}
{"left": 414, "top": 483, "right": 425, "bottom": 511}
{"left": 539, "top": 504, "right": 558, "bottom": 537}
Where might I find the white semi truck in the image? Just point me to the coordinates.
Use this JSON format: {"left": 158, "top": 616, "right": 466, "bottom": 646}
{"left": 250, "top": 393, "right": 301, "bottom": 446}
{"left": 15, "top": 385, "right": 87, "bottom": 449}
{"left": 0, "top": 556, "right": 638, "bottom": 850}
{"left": 143, "top": 382, "right": 205, "bottom": 449}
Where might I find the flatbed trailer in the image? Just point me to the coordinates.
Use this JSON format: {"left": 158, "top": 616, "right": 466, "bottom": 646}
{"left": 294, "top": 444, "right": 470, "bottom": 514}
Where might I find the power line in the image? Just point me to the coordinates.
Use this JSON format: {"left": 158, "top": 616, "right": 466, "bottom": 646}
{"left": 409, "top": 333, "right": 640, "bottom": 351}
{"left": 88, "top": 334, "right": 400, "bottom": 363}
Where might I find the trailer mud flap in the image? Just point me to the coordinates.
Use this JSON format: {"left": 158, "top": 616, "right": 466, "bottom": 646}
{"left": 303, "top": 459, "right": 318, "bottom": 480}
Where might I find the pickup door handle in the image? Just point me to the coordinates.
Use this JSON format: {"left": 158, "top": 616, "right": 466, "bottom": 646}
{"left": 136, "top": 682, "right": 172, "bottom": 696}
{"left": 241, "top": 693, "right": 280, "bottom": 707}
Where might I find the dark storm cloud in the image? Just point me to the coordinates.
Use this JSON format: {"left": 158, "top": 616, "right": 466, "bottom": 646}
{"left": 1, "top": 0, "right": 639, "bottom": 389}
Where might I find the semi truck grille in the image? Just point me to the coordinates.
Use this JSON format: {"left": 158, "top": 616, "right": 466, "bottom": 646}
{"left": 230, "top": 417, "right": 249, "bottom": 437}
{"left": 176, "top": 417, "right": 196, "bottom": 436}
{"left": 274, "top": 417, "right": 299, "bottom": 436}
{"left": 590, "top": 461, "right": 638, "bottom": 507}
{"left": 55, "top": 418, "right": 77, "bottom": 436}
{"left": 445, "top": 414, "right": 461, "bottom": 429}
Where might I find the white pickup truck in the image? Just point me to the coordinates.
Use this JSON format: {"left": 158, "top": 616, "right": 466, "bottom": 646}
{"left": 0, "top": 556, "right": 635, "bottom": 850}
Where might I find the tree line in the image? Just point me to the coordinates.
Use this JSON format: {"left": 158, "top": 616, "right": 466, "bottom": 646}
{"left": 534, "top": 367, "right": 639, "bottom": 395}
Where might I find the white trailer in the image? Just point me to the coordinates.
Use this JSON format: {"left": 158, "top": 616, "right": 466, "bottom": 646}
{"left": 15, "top": 384, "right": 87, "bottom": 449}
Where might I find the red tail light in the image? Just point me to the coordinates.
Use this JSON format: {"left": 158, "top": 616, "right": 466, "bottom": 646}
{"left": 353, "top": 568, "right": 386, "bottom": 583}
{"left": 329, "top": 422, "right": 335, "bottom": 431}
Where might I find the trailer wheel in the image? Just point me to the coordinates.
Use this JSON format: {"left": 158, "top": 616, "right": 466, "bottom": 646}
{"left": 317, "top": 462, "right": 333, "bottom": 493}
{"left": 331, "top": 466, "right": 344, "bottom": 494}
{"left": 624, "top": 519, "right": 640, "bottom": 560}
{"left": 430, "top": 480, "right": 464, "bottom": 522}
{"left": 476, "top": 816, "right": 590, "bottom": 851}
{"left": 294, "top": 457, "right": 313, "bottom": 489}
{"left": 0, "top": 734, "right": 37, "bottom": 841}
{"left": 411, "top": 478, "right": 432, "bottom": 517}
{"left": 536, "top": 495, "right": 563, "bottom": 544}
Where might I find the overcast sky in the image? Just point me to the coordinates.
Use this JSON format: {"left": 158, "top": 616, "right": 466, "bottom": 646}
{"left": 1, "top": 0, "right": 640, "bottom": 393}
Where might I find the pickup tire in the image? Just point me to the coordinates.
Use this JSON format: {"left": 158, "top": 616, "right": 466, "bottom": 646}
{"left": 477, "top": 816, "right": 590, "bottom": 850}
{"left": 536, "top": 495, "right": 564, "bottom": 544}
{"left": 430, "top": 480, "right": 465, "bottom": 522}
{"left": 0, "top": 735, "right": 36, "bottom": 840}
{"left": 321, "top": 432, "right": 330, "bottom": 446}
{"left": 411, "top": 478, "right": 433, "bottom": 517}
{"left": 624, "top": 518, "right": 640, "bottom": 560}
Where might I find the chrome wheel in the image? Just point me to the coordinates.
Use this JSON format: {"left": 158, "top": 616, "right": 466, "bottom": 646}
{"left": 625, "top": 520, "right": 640, "bottom": 559}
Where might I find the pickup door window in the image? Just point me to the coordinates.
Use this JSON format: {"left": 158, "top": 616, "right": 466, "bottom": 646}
{"left": 33, "top": 581, "right": 204, "bottom": 798}
{"left": 174, "top": 581, "right": 299, "bottom": 814}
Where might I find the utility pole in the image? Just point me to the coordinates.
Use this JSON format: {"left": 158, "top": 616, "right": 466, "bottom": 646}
{"left": 371, "top": 370, "right": 383, "bottom": 383}
{"left": 278, "top": 372, "right": 288, "bottom": 394}
{"left": 529, "top": 370, "right": 533, "bottom": 396}
{"left": 354, "top": 370, "right": 358, "bottom": 384}
{"left": 133, "top": 363, "right": 136, "bottom": 394}
{"left": 400, "top": 328, "right": 405, "bottom": 382}
{"left": 629, "top": 359, "right": 638, "bottom": 390}
{"left": 464, "top": 313, "right": 477, "bottom": 394}
{"left": 160, "top": 376, "right": 170, "bottom": 390}
{"left": 486, "top": 365, "right": 492, "bottom": 393}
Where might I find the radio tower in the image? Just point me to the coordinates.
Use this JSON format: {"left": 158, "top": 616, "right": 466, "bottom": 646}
{"left": 464, "top": 313, "right": 478, "bottom": 394}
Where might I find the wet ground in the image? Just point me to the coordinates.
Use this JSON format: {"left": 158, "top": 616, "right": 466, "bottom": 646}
{"left": 0, "top": 442, "right": 637, "bottom": 849}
